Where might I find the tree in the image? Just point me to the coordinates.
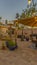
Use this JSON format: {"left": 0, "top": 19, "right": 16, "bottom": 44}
{"left": 27, "top": 0, "right": 37, "bottom": 17}
{"left": 20, "top": 12, "right": 25, "bottom": 19}
{"left": 16, "top": 13, "right": 19, "bottom": 19}
{"left": 5, "top": 19, "right": 8, "bottom": 25}
{"left": 20, "top": 0, "right": 37, "bottom": 18}
{"left": 0, "top": 17, "right": 2, "bottom": 22}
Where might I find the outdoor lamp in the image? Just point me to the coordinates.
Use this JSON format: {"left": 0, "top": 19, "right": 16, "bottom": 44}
{"left": 28, "top": 0, "right": 31, "bottom": 5}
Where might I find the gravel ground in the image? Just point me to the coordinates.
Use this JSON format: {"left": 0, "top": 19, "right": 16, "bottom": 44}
{"left": 0, "top": 39, "right": 37, "bottom": 65}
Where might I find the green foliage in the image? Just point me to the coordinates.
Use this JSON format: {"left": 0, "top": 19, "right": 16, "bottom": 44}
{"left": 15, "top": 0, "right": 37, "bottom": 19}
{"left": 16, "top": 13, "right": 19, "bottom": 19}
{"left": 0, "top": 17, "right": 2, "bottom": 20}
{"left": 0, "top": 17, "right": 2, "bottom": 22}
{"left": 20, "top": 12, "right": 25, "bottom": 19}
{"left": 5, "top": 19, "right": 8, "bottom": 24}
{"left": 8, "top": 40, "right": 16, "bottom": 46}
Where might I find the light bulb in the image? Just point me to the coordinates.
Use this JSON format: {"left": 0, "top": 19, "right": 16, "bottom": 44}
{"left": 28, "top": 0, "right": 31, "bottom": 5}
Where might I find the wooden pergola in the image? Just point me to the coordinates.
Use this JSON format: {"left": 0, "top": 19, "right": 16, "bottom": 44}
{"left": 14, "top": 16, "right": 37, "bottom": 27}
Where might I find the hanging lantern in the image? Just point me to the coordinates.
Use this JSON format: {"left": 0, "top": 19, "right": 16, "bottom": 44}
{"left": 28, "top": 0, "right": 31, "bottom": 5}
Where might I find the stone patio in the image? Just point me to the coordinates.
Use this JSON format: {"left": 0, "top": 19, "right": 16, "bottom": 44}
{"left": 0, "top": 39, "right": 37, "bottom": 65}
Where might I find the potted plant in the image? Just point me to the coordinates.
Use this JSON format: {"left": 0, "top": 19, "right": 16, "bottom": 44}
{"left": 6, "top": 40, "right": 17, "bottom": 50}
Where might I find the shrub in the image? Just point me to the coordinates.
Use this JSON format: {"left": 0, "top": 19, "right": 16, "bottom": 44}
{"left": 8, "top": 40, "right": 16, "bottom": 46}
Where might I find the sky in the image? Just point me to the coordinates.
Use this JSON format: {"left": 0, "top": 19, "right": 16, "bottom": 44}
{"left": 0, "top": 0, "right": 37, "bottom": 21}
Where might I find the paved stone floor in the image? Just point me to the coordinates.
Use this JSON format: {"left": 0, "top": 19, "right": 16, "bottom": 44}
{"left": 0, "top": 39, "right": 37, "bottom": 65}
